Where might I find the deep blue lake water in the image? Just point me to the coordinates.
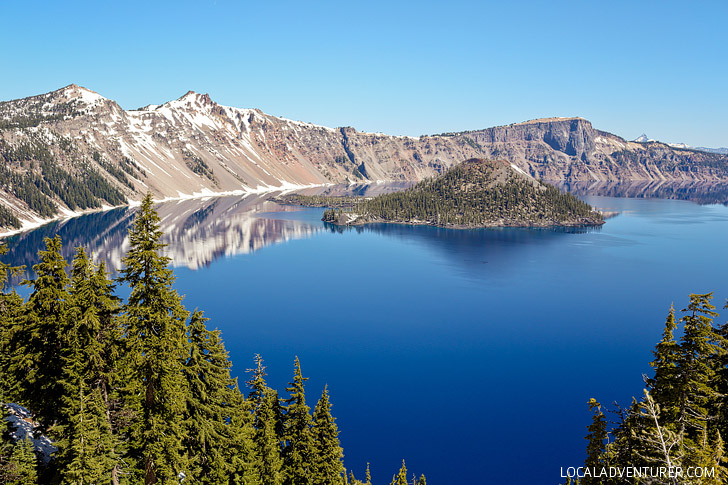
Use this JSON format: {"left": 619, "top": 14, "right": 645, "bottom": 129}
{"left": 3, "top": 191, "right": 728, "bottom": 484}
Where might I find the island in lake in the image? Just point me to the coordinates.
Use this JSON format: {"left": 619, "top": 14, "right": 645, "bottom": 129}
{"left": 285, "top": 159, "right": 605, "bottom": 228}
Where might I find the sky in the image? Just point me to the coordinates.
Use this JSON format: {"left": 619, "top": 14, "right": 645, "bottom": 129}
{"left": 1, "top": 0, "right": 726, "bottom": 147}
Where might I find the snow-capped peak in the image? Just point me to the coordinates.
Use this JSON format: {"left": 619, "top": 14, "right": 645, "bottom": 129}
{"left": 59, "top": 84, "right": 107, "bottom": 105}
{"left": 165, "top": 91, "right": 214, "bottom": 110}
{"left": 633, "top": 133, "right": 654, "bottom": 143}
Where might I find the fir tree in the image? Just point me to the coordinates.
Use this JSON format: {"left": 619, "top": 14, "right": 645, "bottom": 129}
{"left": 311, "top": 385, "right": 344, "bottom": 485}
{"left": 714, "top": 299, "right": 728, "bottom": 442}
{"left": 119, "top": 193, "right": 190, "bottom": 484}
{"left": 18, "top": 235, "right": 71, "bottom": 431}
{"left": 247, "top": 354, "right": 269, "bottom": 415}
{"left": 583, "top": 399, "right": 607, "bottom": 485}
{"left": 677, "top": 294, "right": 723, "bottom": 441}
{"left": 183, "top": 309, "right": 241, "bottom": 483}
{"left": 5, "top": 437, "right": 38, "bottom": 485}
{"left": 389, "top": 460, "right": 407, "bottom": 485}
{"left": 282, "top": 357, "right": 314, "bottom": 485}
{"left": 227, "top": 384, "right": 261, "bottom": 485}
{"left": 257, "top": 389, "right": 284, "bottom": 485}
{"left": 649, "top": 304, "right": 681, "bottom": 419}
{"left": 56, "top": 247, "right": 122, "bottom": 484}
{"left": 246, "top": 355, "right": 283, "bottom": 485}
{"left": 0, "top": 242, "right": 25, "bottom": 402}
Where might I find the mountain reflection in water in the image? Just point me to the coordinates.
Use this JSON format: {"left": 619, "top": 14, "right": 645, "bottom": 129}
{"left": 560, "top": 180, "right": 728, "bottom": 205}
{"left": 2, "top": 180, "right": 725, "bottom": 280}
{"left": 1, "top": 194, "right": 321, "bottom": 276}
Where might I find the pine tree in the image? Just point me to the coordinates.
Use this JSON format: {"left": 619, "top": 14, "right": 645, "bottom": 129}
{"left": 649, "top": 305, "right": 681, "bottom": 421}
{"left": 18, "top": 235, "right": 71, "bottom": 431}
{"left": 56, "top": 247, "right": 122, "bottom": 484}
{"left": 713, "top": 300, "right": 728, "bottom": 442}
{"left": 247, "top": 354, "right": 268, "bottom": 414}
{"left": 417, "top": 474, "right": 426, "bottom": 485}
{"left": 0, "top": 242, "right": 25, "bottom": 402}
{"left": 246, "top": 355, "right": 283, "bottom": 485}
{"left": 60, "top": 387, "right": 116, "bottom": 484}
{"left": 183, "top": 309, "right": 241, "bottom": 483}
{"left": 258, "top": 389, "right": 284, "bottom": 485}
{"left": 583, "top": 399, "right": 607, "bottom": 485}
{"left": 119, "top": 193, "right": 190, "bottom": 484}
{"left": 365, "top": 463, "right": 371, "bottom": 485}
{"left": 389, "top": 460, "right": 407, "bottom": 485}
{"left": 676, "top": 294, "right": 723, "bottom": 441}
{"left": 282, "top": 357, "right": 314, "bottom": 485}
{"left": 227, "top": 383, "right": 261, "bottom": 485}
{"left": 311, "top": 385, "right": 344, "bottom": 485}
{"left": 5, "top": 437, "right": 38, "bottom": 485}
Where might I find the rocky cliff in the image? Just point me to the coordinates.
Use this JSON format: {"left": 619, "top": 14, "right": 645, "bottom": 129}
{"left": 1, "top": 85, "right": 726, "bottom": 231}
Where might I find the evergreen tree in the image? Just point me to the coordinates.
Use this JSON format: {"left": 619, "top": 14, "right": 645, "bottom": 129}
{"left": 311, "top": 385, "right": 344, "bottom": 485}
{"left": 417, "top": 474, "right": 426, "bottom": 485}
{"left": 56, "top": 247, "right": 122, "bottom": 484}
{"left": 119, "top": 193, "right": 190, "bottom": 484}
{"left": 257, "top": 389, "right": 284, "bottom": 485}
{"left": 583, "top": 399, "right": 607, "bottom": 485}
{"left": 60, "top": 387, "right": 116, "bottom": 484}
{"left": 246, "top": 355, "right": 283, "bottom": 485}
{"left": 282, "top": 357, "right": 314, "bottom": 485}
{"left": 389, "top": 460, "right": 407, "bottom": 485}
{"left": 649, "top": 304, "right": 681, "bottom": 420}
{"left": 5, "top": 437, "right": 38, "bottom": 485}
{"left": 676, "top": 294, "right": 723, "bottom": 441}
{"left": 247, "top": 354, "right": 268, "bottom": 415}
{"left": 227, "top": 384, "right": 261, "bottom": 485}
{"left": 183, "top": 309, "right": 241, "bottom": 483}
{"left": 0, "top": 242, "right": 25, "bottom": 402}
{"left": 714, "top": 300, "right": 728, "bottom": 441}
{"left": 17, "top": 235, "right": 71, "bottom": 431}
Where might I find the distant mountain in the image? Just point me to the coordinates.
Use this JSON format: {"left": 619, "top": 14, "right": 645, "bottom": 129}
{"left": 633, "top": 134, "right": 727, "bottom": 154}
{"left": 1, "top": 85, "right": 727, "bottom": 231}
{"left": 696, "top": 146, "right": 728, "bottom": 155}
{"left": 323, "top": 158, "right": 604, "bottom": 227}
{"left": 633, "top": 134, "right": 654, "bottom": 143}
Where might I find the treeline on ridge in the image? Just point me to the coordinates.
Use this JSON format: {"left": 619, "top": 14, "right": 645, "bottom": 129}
{"left": 0, "top": 194, "right": 425, "bottom": 485}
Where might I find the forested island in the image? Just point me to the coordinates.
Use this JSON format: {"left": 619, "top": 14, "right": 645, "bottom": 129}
{"left": 0, "top": 195, "right": 425, "bottom": 485}
{"left": 311, "top": 159, "right": 604, "bottom": 228}
{"left": 569, "top": 293, "right": 728, "bottom": 484}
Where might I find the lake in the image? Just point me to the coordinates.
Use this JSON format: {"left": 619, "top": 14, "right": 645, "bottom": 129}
{"left": 3, "top": 186, "right": 728, "bottom": 484}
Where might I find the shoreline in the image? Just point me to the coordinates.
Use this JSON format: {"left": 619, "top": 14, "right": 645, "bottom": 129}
{"left": 323, "top": 215, "right": 607, "bottom": 230}
{"left": 0, "top": 181, "right": 329, "bottom": 239}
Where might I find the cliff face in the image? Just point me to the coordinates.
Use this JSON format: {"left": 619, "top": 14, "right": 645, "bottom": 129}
{"left": 0, "top": 86, "right": 726, "bottom": 230}
{"left": 453, "top": 118, "right": 728, "bottom": 182}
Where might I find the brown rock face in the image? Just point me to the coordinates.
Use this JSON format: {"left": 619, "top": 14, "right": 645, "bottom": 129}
{"left": 452, "top": 117, "right": 728, "bottom": 182}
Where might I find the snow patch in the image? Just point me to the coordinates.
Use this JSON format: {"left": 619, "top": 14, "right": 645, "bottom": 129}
{"left": 3, "top": 403, "right": 57, "bottom": 464}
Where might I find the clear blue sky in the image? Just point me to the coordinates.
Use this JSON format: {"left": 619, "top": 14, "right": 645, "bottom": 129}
{"left": 2, "top": 0, "right": 726, "bottom": 147}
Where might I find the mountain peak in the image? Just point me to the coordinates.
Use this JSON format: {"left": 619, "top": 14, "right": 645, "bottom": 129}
{"left": 55, "top": 84, "right": 107, "bottom": 105}
{"left": 174, "top": 90, "right": 214, "bottom": 107}
{"left": 633, "top": 133, "right": 653, "bottom": 143}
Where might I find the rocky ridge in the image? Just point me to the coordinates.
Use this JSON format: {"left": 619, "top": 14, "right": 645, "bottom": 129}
{"left": 1, "top": 85, "right": 726, "bottom": 232}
